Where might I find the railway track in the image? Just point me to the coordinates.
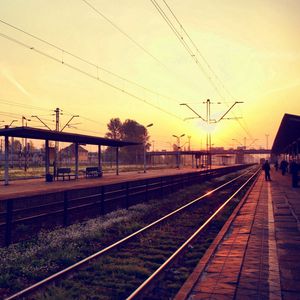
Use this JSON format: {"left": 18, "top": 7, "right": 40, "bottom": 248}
{"left": 5, "top": 166, "right": 260, "bottom": 300}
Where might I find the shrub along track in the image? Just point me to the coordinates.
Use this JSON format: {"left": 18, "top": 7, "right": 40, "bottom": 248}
{"left": 5, "top": 166, "right": 260, "bottom": 300}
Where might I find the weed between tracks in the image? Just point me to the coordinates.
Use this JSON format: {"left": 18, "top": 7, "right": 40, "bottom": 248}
{"left": 0, "top": 168, "right": 252, "bottom": 299}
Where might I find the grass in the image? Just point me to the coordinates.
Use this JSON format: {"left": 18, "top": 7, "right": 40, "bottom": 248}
{"left": 0, "top": 163, "right": 179, "bottom": 180}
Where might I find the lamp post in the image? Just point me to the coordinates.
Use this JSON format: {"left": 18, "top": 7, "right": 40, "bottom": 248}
{"left": 173, "top": 134, "right": 185, "bottom": 168}
{"left": 143, "top": 123, "right": 153, "bottom": 173}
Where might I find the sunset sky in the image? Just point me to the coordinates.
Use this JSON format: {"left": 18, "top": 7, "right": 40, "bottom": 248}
{"left": 1, "top": 0, "right": 300, "bottom": 151}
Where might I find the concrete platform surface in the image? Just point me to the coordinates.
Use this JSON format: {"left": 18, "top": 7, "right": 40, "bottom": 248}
{"left": 0, "top": 167, "right": 203, "bottom": 201}
{"left": 176, "top": 169, "right": 300, "bottom": 300}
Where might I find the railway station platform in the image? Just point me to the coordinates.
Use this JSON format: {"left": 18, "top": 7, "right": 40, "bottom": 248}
{"left": 0, "top": 166, "right": 224, "bottom": 201}
{"left": 0, "top": 167, "right": 199, "bottom": 201}
{"left": 176, "top": 169, "right": 300, "bottom": 299}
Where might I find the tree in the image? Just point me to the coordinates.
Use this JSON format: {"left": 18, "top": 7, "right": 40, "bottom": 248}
{"left": 121, "top": 119, "right": 150, "bottom": 164}
{"left": 105, "top": 118, "right": 123, "bottom": 140}
{"left": 105, "top": 118, "right": 150, "bottom": 164}
{"left": 105, "top": 118, "right": 123, "bottom": 166}
{"left": 9, "top": 139, "right": 22, "bottom": 152}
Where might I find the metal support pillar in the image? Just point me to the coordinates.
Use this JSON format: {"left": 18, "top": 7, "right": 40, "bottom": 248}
{"left": 116, "top": 147, "right": 119, "bottom": 175}
{"left": 143, "top": 144, "right": 147, "bottom": 173}
{"left": 75, "top": 143, "right": 79, "bottom": 179}
{"left": 4, "top": 135, "right": 9, "bottom": 185}
{"left": 98, "top": 145, "right": 102, "bottom": 171}
{"left": 10, "top": 137, "right": 14, "bottom": 168}
{"left": 45, "top": 140, "right": 50, "bottom": 176}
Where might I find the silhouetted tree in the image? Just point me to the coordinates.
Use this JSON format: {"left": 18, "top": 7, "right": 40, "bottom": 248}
{"left": 121, "top": 119, "right": 150, "bottom": 164}
{"left": 9, "top": 139, "right": 22, "bottom": 152}
{"left": 105, "top": 118, "right": 150, "bottom": 164}
{"left": 105, "top": 118, "right": 123, "bottom": 165}
{"left": 105, "top": 118, "right": 123, "bottom": 140}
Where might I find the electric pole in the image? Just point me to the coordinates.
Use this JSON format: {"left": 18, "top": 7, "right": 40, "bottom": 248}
{"left": 181, "top": 99, "right": 243, "bottom": 169}
{"left": 265, "top": 134, "right": 269, "bottom": 150}
{"left": 187, "top": 136, "right": 191, "bottom": 151}
{"left": 31, "top": 108, "right": 79, "bottom": 178}
{"left": 54, "top": 108, "right": 61, "bottom": 175}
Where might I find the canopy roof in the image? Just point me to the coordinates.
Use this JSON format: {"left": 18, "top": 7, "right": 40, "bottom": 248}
{"left": 272, "top": 113, "right": 300, "bottom": 154}
{"left": 0, "top": 127, "right": 139, "bottom": 147}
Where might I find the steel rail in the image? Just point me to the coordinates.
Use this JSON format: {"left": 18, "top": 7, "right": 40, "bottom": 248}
{"left": 5, "top": 168, "right": 254, "bottom": 300}
{"left": 127, "top": 168, "right": 260, "bottom": 299}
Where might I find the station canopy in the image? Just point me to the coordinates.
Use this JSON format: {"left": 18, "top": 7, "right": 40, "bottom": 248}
{"left": 0, "top": 127, "right": 139, "bottom": 147}
{"left": 272, "top": 113, "right": 300, "bottom": 154}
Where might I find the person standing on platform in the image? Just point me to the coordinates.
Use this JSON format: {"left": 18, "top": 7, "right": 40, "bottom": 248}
{"left": 262, "top": 160, "right": 271, "bottom": 181}
{"left": 290, "top": 160, "right": 299, "bottom": 188}
{"left": 280, "top": 159, "right": 288, "bottom": 175}
{"left": 274, "top": 160, "right": 279, "bottom": 171}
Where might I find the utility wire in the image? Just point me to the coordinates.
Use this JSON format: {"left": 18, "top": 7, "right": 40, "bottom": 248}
{"left": 0, "top": 31, "right": 183, "bottom": 121}
{"left": 152, "top": 0, "right": 253, "bottom": 139}
{"left": 150, "top": 0, "right": 225, "bottom": 99}
{"left": 0, "top": 18, "right": 191, "bottom": 105}
{"left": 162, "top": 0, "right": 253, "bottom": 139}
{"left": 0, "top": 98, "right": 52, "bottom": 112}
{"left": 81, "top": 0, "right": 165, "bottom": 68}
{"left": 162, "top": 0, "right": 232, "bottom": 98}
{"left": 80, "top": 0, "right": 204, "bottom": 98}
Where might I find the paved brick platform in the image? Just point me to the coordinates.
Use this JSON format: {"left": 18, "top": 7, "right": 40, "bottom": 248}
{"left": 176, "top": 169, "right": 300, "bottom": 300}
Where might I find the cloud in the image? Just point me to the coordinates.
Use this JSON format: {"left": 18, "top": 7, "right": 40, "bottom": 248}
{"left": 1, "top": 67, "right": 32, "bottom": 98}
{"left": 259, "top": 78, "right": 300, "bottom": 98}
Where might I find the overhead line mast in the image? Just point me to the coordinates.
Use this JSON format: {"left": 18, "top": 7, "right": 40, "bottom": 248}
{"left": 181, "top": 100, "right": 243, "bottom": 169}
{"left": 151, "top": 0, "right": 254, "bottom": 140}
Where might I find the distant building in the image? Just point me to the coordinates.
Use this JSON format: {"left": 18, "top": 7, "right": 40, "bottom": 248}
{"left": 59, "top": 143, "right": 88, "bottom": 163}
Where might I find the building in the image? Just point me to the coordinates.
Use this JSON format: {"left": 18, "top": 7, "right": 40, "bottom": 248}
{"left": 59, "top": 143, "right": 88, "bottom": 164}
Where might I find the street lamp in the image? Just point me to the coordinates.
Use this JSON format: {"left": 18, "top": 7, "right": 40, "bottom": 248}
{"left": 143, "top": 123, "right": 153, "bottom": 173}
{"left": 173, "top": 134, "right": 185, "bottom": 168}
{"left": 172, "top": 134, "right": 185, "bottom": 147}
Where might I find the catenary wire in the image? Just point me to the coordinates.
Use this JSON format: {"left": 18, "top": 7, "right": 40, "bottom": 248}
{"left": 0, "top": 31, "right": 183, "bottom": 121}
{"left": 0, "top": 18, "right": 190, "bottom": 105}
{"left": 151, "top": 0, "right": 254, "bottom": 139}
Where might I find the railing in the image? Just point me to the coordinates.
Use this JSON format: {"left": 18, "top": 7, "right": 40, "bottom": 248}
{"left": 0, "top": 165, "right": 251, "bottom": 246}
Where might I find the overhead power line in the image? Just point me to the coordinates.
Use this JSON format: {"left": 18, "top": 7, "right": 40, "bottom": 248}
{"left": 150, "top": 0, "right": 254, "bottom": 139}
{"left": 81, "top": 0, "right": 166, "bottom": 68}
{"left": 150, "top": 0, "right": 224, "bottom": 99}
{"left": 162, "top": 0, "right": 232, "bottom": 98}
{"left": 0, "top": 19, "right": 190, "bottom": 106}
{"left": 80, "top": 0, "right": 204, "bottom": 97}
{"left": 0, "top": 98, "right": 52, "bottom": 112}
{"left": 0, "top": 31, "right": 182, "bottom": 121}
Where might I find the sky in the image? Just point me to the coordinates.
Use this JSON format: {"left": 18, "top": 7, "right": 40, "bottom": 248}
{"left": 1, "top": 0, "right": 300, "bottom": 151}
